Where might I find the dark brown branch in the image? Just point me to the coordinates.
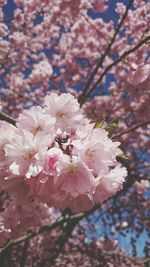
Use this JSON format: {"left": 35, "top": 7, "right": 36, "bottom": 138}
{"left": 0, "top": 211, "right": 83, "bottom": 254}
{"left": 113, "top": 120, "right": 150, "bottom": 139}
{"left": 20, "top": 239, "right": 30, "bottom": 267}
{"left": 78, "top": 0, "right": 134, "bottom": 104}
{"left": 80, "top": 35, "right": 150, "bottom": 105}
{"left": 0, "top": 112, "right": 16, "bottom": 126}
{"left": 48, "top": 217, "right": 77, "bottom": 265}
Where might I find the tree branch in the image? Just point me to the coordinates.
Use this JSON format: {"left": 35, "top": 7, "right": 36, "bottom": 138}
{"left": 78, "top": 0, "right": 134, "bottom": 104}
{"left": 0, "top": 211, "right": 83, "bottom": 254}
{"left": 79, "top": 35, "right": 150, "bottom": 105}
{"left": 19, "top": 239, "right": 30, "bottom": 267}
{"left": 113, "top": 120, "right": 150, "bottom": 139}
{"left": 0, "top": 112, "right": 16, "bottom": 126}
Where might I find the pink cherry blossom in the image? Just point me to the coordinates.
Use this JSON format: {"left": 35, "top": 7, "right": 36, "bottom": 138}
{"left": 29, "top": 60, "right": 53, "bottom": 84}
{"left": 4, "top": 130, "right": 52, "bottom": 178}
{"left": 73, "top": 127, "right": 120, "bottom": 177}
{"left": 129, "top": 64, "right": 150, "bottom": 86}
{"left": 55, "top": 156, "right": 97, "bottom": 198}
{"left": 52, "top": 193, "right": 94, "bottom": 213}
{"left": 44, "top": 93, "right": 83, "bottom": 132}
{"left": 0, "top": 121, "right": 17, "bottom": 164}
{"left": 94, "top": 165, "right": 127, "bottom": 203}
{"left": 17, "top": 106, "right": 55, "bottom": 135}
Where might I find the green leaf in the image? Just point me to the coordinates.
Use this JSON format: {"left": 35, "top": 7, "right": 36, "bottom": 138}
{"left": 94, "top": 120, "right": 104, "bottom": 128}
{"left": 105, "top": 123, "right": 118, "bottom": 137}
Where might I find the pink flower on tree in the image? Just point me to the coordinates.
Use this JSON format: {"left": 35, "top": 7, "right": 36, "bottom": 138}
{"left": 94, "top": 165, "right": 127, "bottom": 203}
{"left": 4, "top": 130, "right": 52, "bottom": 178}
{"left": 129, "top": 64, "right": 150, "bottom": 86}
{"left": 0, "top": 93, "right": 127, "bottom": 214}
{"left": 29, "top": 60, "right": 53, "bottom": 84}
{"left": 55, "top": 156, "right": 98, "bottom": 198}
{"left": 44, "top": 93, "right": 83, "bottom": 132}
{"left": 17, "top": 106, "right": 56, "bottom": 135}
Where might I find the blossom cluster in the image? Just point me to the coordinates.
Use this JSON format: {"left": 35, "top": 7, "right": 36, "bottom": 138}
{"left": 0, "top": 93, "right": 127, "bottom": 215}
{"left": 0, "top": 199, "right": 53, "bottom": 247}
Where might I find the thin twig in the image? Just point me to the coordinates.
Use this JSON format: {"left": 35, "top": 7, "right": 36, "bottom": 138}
{"left": 78, "top": 0, "right": 134, "bottom": 104}
{"left": 0, "top": 212, "right": 82, "bottom": 254}
{"left": 113, "top": 120, "right": 150, "bottom": 139}
{"left": 80, "top": 35, "right": 150, "bottom": 105}
{"left": 0, "top": 112, "right": 16, "bottom": 126}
